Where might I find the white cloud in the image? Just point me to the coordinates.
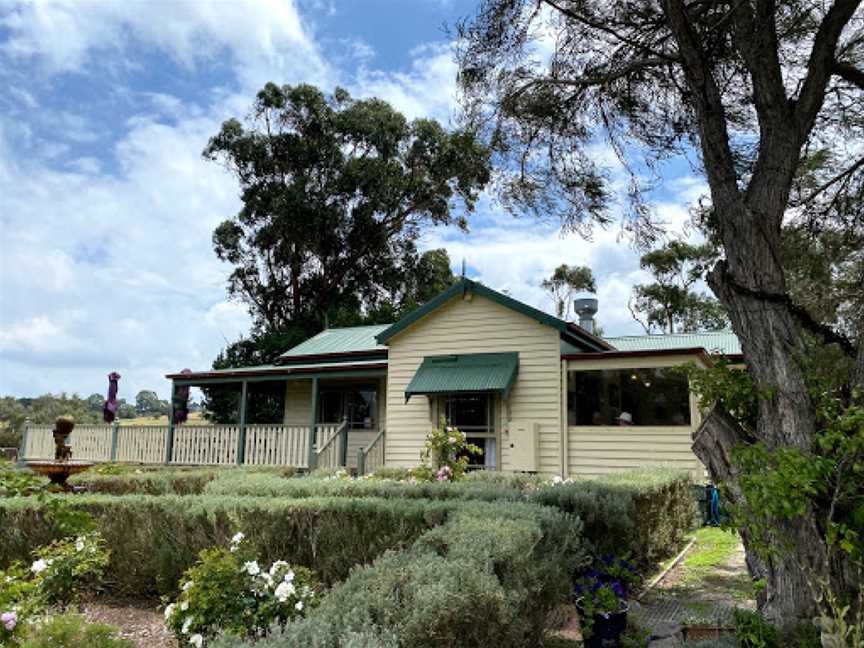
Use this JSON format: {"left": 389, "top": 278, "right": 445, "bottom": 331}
{"left": 353, "top": 42, "right": 459, "bottom": 122}
{"left": 0, "top": 1, "right": 713, "bottom": 402}
{"left": 0, "top": 111, "right": 252, "bottom": 399}
{"left": 0, "top": 0, "right": 333, "bottom": 90}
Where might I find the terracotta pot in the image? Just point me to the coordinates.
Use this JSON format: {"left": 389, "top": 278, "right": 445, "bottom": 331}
{"left": 575, "top": 597, "right": 628, "bottom": 648}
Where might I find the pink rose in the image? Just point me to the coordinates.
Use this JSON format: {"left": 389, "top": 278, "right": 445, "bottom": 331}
{"left": 2, "top": 611, "right": 17, "bottom": 631}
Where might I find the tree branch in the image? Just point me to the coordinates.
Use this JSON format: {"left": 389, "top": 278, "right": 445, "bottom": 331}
{"left": 723, "top": 270, "right": 857, "bottom": 358}
{"left": 732, "top": 0, "right": 792, "bottom": 130}
{"left": 794, "top": 0, "right": 862, "bottom": 139}
{"left": 832, "top": 61, "right": 864, "bottom": 89}
{"left": 792, "top": 155, "right": 864, "bottom": 207}
{"left": 540, "top": 0, "right": 678, "bottom": 62}
{"left": 662, "top": 0, "right": 741, "bottom": 210}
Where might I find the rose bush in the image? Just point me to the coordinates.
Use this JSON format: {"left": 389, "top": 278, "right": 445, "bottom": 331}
{"left": 410, "top": 417, "right": 480, "bottom": 482}
{"left": 164, "top": 532, "right": 320, "bottom": 647}
{"left": 0, "top": 532, "right": 109, "bottom": 645}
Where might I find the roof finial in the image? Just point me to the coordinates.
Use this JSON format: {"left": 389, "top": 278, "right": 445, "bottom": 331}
{"left": 461, "top": 258, "right": 466, "bottom": 278}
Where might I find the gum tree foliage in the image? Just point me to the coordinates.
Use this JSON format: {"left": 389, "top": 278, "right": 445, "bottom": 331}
{"left": 204, "top": 83, "right": 490, "bottom": 332}
{"left": 457, "top": 0, "right": 864, "bottom": 624}
{"left": 541, "top": 263, "right": 596, "bottom": 318}
{"left": 630, "top": 240, "right": 728, "bottom": 333}
{"left": 202, "top": 248, "right": 455, "bottom": 423}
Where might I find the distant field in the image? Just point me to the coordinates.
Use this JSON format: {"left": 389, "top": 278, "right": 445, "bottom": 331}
{"left": 120, "top": 411, "right": 209, "bottom": 426}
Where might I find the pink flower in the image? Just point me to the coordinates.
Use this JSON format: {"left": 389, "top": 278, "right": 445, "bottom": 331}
{"left": 2, "top": 611, "right": 17, "bottom": 631}
{"left": 447, "top": 436, "right": 457, "bottom": 444}
{"left": 436, "top": 466, "right": 453, "bottom": 482}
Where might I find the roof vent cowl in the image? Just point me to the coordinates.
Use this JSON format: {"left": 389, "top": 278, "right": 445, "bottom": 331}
{"left": 573, "top": 298, "right": 598, "bottom": 334}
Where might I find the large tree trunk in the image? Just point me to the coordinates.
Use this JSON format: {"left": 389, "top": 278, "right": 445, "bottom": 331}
{"left": 692, "top": 408, "right": 837, "bottom": 624}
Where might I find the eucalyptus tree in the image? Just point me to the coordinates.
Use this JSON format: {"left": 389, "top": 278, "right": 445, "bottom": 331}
{"left": 205, "top": 83, "right": 490, "bottom": 332}
{"left": 541, "top": 263, "right": 596, "bottom": 318}
{"left": 630, "top": 241, "right": 727, "bottom": 333}
{"left": 457, "top": 0, "right": 864, "bottom": 623}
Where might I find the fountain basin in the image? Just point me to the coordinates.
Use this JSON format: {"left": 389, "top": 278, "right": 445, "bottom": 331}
{"left": 25, "top": 461, "right": 94, "bottom": 491}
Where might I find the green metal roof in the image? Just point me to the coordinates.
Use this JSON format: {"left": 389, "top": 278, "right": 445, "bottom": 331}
{"left": 603, "top": 331, "right": 742, "bottom": 356}
{"left": 279, "top": 324, "right": 391, "bottom": 361}
{"left": 376, "top": 278, "right": 610, "bottom": 352}
{"left": 404, "top": 352, "right": 519, "bottom": 402}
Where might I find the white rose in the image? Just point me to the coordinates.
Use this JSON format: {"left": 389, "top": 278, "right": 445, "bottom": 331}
{"left": 295, "top": 600, "right": 304, "bottom": 611}
{"left": 75, "top": 537, "right": 85, "bottom": 552}
{"left": 30, "top": 559, "right": 49, "bottom": 575}
{"left": 284, "top": 569, "right": 295, "bottom": 583}
{"left": 274, "top": 581, "right": 295, "bottom": 602}
{"left": 182, "top": 581, "right": 194, "bottom": 591}
{"left": 269, "top": 560, "right": 288, "bottom": 576}
{"left": 164, "top": 604, "right": 176, "bottom": 621}
{"left": 231, "top": 532, "right": 245, "bottom": 545}
{"left": 181, "top": 617, "right": 193, "bottom": 634}
{"left": 189, "top": 633, "right": 204, "bottom": 648}
{"left": 243, "top": 561, "right": 260, "bottom": 576}
{"left": 180, "top": 600, "right": 189, "bottom": 611}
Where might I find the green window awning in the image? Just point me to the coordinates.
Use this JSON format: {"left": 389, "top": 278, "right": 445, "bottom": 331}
{"left": 404, "top": 353, "right": 519, "bottom": 402}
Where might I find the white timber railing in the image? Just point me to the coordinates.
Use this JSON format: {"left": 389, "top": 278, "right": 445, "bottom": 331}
{"left": 356, "top": 427, "right": 385, "bottom": 475}
{"left": 244, "top": 424, "right": 311, "bottom": 468}
{"left": 19, "top": 422, "right": 342, "bottom": 470}
{"left": 314, "top": 421, "right": 348, "bottom": 470}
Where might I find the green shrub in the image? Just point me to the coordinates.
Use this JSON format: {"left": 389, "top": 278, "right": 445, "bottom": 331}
{"left": 0, "top": 426, "right": 21, "bottom": 449}
{"left": 203, "top": 467, "right": 693, "bottom": 567}
{"left": 1, "top": 467, "right": 46, "bottom": 497}
{"left": 69, "top": 465, "right": 300, "bottom": 495}
{"left": 0, "top": 495, "right": 452, "bottom": 595}
{"left": 733, "top": 609, "right": 779, "bottom": 648}
{"left": 165, "top": 534, "right": 320, "bottom": 646}
{"left": 29, "top": 532, "right": 110, "bottom": 608}
{"left": 1, "top": 533, "right": 110, "bottom": 645}
{"left": 69, "top": 468, "right": 221, "bottom": 495}
{"left": 529, "top": 468, "right": 695, "bottom": 565}
{"left": 18, "top": 613, "right": 134, "bottom": 648}
{"left": 242, "top": 502, "right": 584, "bottom": 648}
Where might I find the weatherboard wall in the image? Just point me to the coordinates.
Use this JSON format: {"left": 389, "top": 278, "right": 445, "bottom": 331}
{"left": 384, "top": 293, "right": 563, "bottom": 474}
{"left": 564, "top": 355, "right": 706, "bottom": 479}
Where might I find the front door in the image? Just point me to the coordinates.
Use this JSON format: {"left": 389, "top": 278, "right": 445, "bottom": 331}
{"left": 443, "top": 392, "right": 497, "bottom": 469}
{"left": 318, "top": 385, "right": 378, "bottom": 430}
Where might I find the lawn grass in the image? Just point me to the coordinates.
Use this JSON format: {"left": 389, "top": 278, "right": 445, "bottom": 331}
{"left": 679, "top": 527, "right": 740, "bottom": 583}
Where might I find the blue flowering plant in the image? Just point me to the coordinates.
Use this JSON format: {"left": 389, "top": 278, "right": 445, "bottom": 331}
{"left": 573, "top": 556, "right": 641, "bottom": 638}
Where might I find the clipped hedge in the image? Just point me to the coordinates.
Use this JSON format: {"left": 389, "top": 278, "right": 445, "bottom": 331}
{"left": 223, "top": 502, "right": 584, "bottom": 648}
{"left": 0, "top": 495, "right": 451, "bottom": 595}
{"left": 529, "top": 468, "right": 696, "bottom": 565}
{"left": 68, "top": 466, "right": 297, "bottom": 496}
{"left": 203, "top": 467, "right": 694, "bottom": 566}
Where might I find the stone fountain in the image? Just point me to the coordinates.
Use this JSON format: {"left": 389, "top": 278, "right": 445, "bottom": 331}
{"left": 25, "top": 416, "right": 93, "bottom": 491}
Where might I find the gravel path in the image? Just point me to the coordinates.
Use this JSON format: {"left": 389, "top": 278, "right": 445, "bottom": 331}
{"left": 82, "top": 597, "right": 177, "bottom": 648}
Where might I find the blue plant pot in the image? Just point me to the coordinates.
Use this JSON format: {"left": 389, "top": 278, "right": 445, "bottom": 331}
{"left": 575, "top": 597, "right": 628, "bottom": 648}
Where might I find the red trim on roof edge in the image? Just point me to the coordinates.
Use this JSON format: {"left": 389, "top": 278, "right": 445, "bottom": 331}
{"left": 165, "top": 362, "right": 388, "bottom": 381}
{"left": 565, "top": 322, "right": 615, "bottom": 350}
{"left": 562, "top": 348, "right": 718, "bottom": 365}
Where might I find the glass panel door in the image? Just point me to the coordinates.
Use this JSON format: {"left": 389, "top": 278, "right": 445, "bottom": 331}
{"left": 318, "top": 385, "right": 378, "bottom": 429}
{"left": 443, "top": 393, "right": 497, "bottom": 469}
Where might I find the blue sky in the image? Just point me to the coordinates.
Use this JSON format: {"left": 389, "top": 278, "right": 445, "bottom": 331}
{"left": 0, "top": 0, "right": 706, "bottom": 399}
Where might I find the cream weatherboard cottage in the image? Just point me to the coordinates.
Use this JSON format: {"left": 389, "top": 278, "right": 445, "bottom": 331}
{"left": 20, "top": 278, "right": 741, "bottom": 476}
{"left": 163, "top": 278, "right": 741, "bottom": 479}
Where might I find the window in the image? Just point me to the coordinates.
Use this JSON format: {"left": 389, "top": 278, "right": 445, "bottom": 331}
{"left": 318, "top": 386, "right": 377, "bottom": 429}
{"left": 443, "top": 393, "right": 497, "bottom": 469}
{"left": 567, "top": 368, "right": 691, "bottom": 426}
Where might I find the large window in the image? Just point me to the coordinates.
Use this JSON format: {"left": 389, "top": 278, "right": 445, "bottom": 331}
{"left": 567, "top": 368, "right": 691, "bottom": 426}
{"left": 318, "top": 386, "right": 377, "bottom": 429}
{"left": 443, "top": 393, "right": 497, "bottom": 469}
